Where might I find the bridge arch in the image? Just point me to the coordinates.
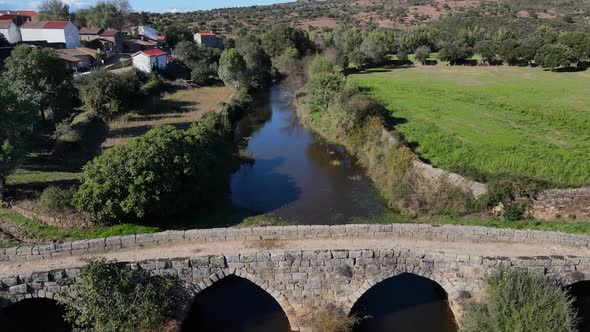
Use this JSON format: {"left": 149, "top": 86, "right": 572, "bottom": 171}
{"left": 344, "top": 270, "right": 460, "bottom": 330}
{"left": 183, "top": 268, "right": 298, "bottom": 331}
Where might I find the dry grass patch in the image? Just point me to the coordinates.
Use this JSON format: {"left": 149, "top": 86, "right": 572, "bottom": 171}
{"left": 102, "top": 86, "right": 233, "bottom": 148}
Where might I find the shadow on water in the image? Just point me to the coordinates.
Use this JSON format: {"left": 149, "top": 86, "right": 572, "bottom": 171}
{"left": 182, "top": 275, "right": 291, "bottom": 332}
{"left": 565, "top": 281, "right": 590, "bottom": 332}
{"left": 350, "top": 273, "right": 457, "bottom": 332}
{"left": 0, "top": 298, "right": 72, "bottom": 332}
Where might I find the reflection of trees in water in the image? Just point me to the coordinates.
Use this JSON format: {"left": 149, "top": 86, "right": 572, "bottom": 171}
{"left": 279, "top": 108, "right": 306, "bottom": 138}
{"left": 234, "top": 94, "right": 272, "bottom": 143}
{"left": 305, "top": 140, "right": 356, "bottom": 170}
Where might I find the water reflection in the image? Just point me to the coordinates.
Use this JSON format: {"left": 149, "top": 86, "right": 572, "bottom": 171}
{"left": 350, "top": 273, "right": 457, "bottom": 332}
{"left": 230, "top": 85, "right": 389, "bottom": 224}
{"left": 182, "top": 275, "right": 290, "bottom": 332}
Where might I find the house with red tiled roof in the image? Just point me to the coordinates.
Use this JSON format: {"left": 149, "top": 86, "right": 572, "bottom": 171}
{"left": 79, "top": 27, "right": 104, "bottom": 41}
{"left": 99, "top": 30, "right": 124, "bottom": 52}
{"left": 0, "top": 10, "right": 37, "bottom": 21}
{"left": 194, "top": 32, "right": 224, "bottom": 49}
{"left": 21, "top": 20, "right": 79, "bottom": 48}
{"left": 131, "top": 48, "right": 168, "bottom": 73}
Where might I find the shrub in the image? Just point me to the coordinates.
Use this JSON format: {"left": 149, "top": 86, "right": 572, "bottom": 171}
{"left": 301, "top": 305, "right": 358, "bottom": 332}
{"left": 502, "top": 204, "right": 525, "bottom": 221}
{"left": 535, "top": 44, "right": 575, "bottom": 70}
{"left": 73, "top": 124, "right": 229, "bottom": 224}
{"left": 58, "top": 259, "right": 179, "bottom": 331}
{"left": 40, "top": 186, "right": 75, "bottom": 211}
{"left": 415, "top": 45, "right": 432, "bottom": 64}
{"left": 53, "top": 121, "right": 81, "bottom": 143}
{"left": 476, "top": 175, "right": 545, "bottom": 210}
{"left": 461, "top": 269, "right": 577, "bottom": 332}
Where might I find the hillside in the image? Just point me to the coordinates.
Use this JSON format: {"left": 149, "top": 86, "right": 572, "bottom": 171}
{"left": 146, "top": 0, "right": 590, "bottom": 33}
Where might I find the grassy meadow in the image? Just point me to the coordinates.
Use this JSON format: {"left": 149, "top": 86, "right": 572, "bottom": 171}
{"left": 351, "top": 66, "right": 590, "bottom": 187}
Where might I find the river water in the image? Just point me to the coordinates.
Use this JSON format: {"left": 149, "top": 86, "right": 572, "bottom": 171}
{"left": 230, "top": 85, "right": 390, "bottom": 224}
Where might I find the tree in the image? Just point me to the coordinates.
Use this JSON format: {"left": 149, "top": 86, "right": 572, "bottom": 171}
{"left": 79, "top": 69, "right": 143, "bottom": 119}
{"left": 560, "top": 32, "right": 590, "bottom": 61}
{"left": 438, "top": 40, "right": 473, "bottom": 65}
{"left": 0, "top": 88, "right": 35, "bottom": 201}
{"left": 85, "top": 1, "right": 120, "bottom": 29}
{"left": 58, "top": 260, "right": 179, "bottom": 331}
{"left": 235, "top": 34, "right": 272, "bottom": 88}
{"left": 360, "top": 30, "right": 389, "bottom": 65}
{"left": 400, "top": 27, "right": 439, "bottom": 53}
{"left": 474, "top": 40, "right": 496, "bottom": 64}
{"left": 73, "top": 124, "right": 225, "bottom": 223}
{"left": 414, "top": 45, "right": 431, "bottom": 64}
{"left": 165, "top": 25, "right": 193, "bottom": 48}
{"left": 218, "top": 48, "right": 248, "bottom": 89}
{"left": 37, "top": 0, "right": 70, "bottom": 21}
{"left": 306, "top": 55, "right": 345, "bottom": 110}
{"left": 261, "top": 24, "right": 313, "bottom": 58}
{"left": 3, "top": 45, "right": 73, "bottom": 122}
{"left": 461, "top": 269, "right": 577, "bottom": 332}
{"left": 496, "top": 39, "right": 521, "bottom": 65}
{"left": 535, "top": 44, "right": 575, "bottom": 70}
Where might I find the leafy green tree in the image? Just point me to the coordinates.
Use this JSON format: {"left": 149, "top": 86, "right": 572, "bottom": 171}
{"left": 73, "top": 124, "right": 225, "bottom": 223}
{"left": 0, "top": 88, "right": 35, "bottom": 201}
{"left": 79, "top": 69, "right": 142, "bottom": 119}
{"left": 474, "top": 40, "right": 496, "bottom": 64}
{"left": 496, "top": 39, "right": 521, "bottom": 65}
{"left": 334, "top": 27, "right": 365, "bottom": 67}
{"left": 261, "top": 24, "right": 312, "bottom": 58}
{"left": 85, "top": 1, "right": 120, "bottom": 29}
{"left": 38, "top": 0, "right": 70, "bottom": 21}
{"left": 58, "top": 260, "right": 178, "bottom": 331}
{"left": 218, "top": 48, "right": 248, "bottom": 89}
{"left": 535, "top": 44, "right": 575, "bottom": 70}
{"left": 236, "top": 34, "right": 272, "bottom": 87}
{"left": 559, "top": 32, "right": 590, "bottom": 60}
{"left": 400, "top": 27, "right": 440, "bottom": 53}
{"left": 191, "top": 63, "right": 217, "bottom": 86}
{"left": 461, "top": 269, "right": 577, "bottom": 332}
{"left": 165, "top": 24, "right": 193, "bottom": 48}
{"left": 458, "top": 26, "right": 484, "bottom": 47}
{"left": 414, "top": 45, "right": 431, "bottom": 64}
{"left": 3, "top": 45, "right": 73, "bottom": 122}
{"left": 518, "top": 37, "right": 545, "bottom": 64}
{"left": 306, "top": 56, "right": 345, "bottom": 111}
{"left": 360, "top": 30, "right": 390, "bottom": 65}
{"left": 438, "top": 40, "right": 473, "bottom": 65}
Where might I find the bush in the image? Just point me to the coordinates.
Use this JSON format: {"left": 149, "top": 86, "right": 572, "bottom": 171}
{"left": 73, "top": 124, "right": 229, "bottom": 224}
{"left": 301, "top": 305, "right": 358, "bottom": 332}
{"left": 40, "top": 186, "right": 75, "bottom": 211}
{"left": 502, "top": 204, "right": 525, "bottom": 221}
{"left": 58, "top": 259, "right": 179, "bottom": 331}
{"left": 53, "top": 121, "right": 81, "bottom": 143}
{"left": 415, "top": 45, "right": 432, "bottom": 64}
{"left": 461, "top": 269, "right": 577, "bottom": 332}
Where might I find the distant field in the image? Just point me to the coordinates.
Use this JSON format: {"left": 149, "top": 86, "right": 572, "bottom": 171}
{"left": 351, "top": 66, "right": 590, "bottom": 187}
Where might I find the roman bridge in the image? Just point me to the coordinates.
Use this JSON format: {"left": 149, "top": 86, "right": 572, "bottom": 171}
{"left": 2, "top": 224, "right": 590, "bottom": 331}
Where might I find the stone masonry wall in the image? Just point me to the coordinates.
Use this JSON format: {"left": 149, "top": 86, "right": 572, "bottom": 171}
{"left": 530, "top": 188, "right": 590, "bottom": 221}
{"left": 2, "top": 248, "right": 589, "bottom": 331}
{"left": 4, "top": 224, "right": 590, "bottom": 263}
{"left": 12, "top": 204, "right": 91, "bottom": 229}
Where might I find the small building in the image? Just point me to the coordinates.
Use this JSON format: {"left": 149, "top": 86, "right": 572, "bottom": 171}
{"left": 131, "top": 48, "right": 168, "bottom": 73}
{"left": 0, "top": 19, "right": 21, "bottom": 44}
{"left": 21, "top": 21, "right": 80, "bottom": 49}
{"left": 0, "top": 10, "right": 37, "bottom": 21}
{"left": 78, "top": 27, "right": 104, "bottom": 41}
{"left": 99, "top": 30, "right": 124, "bottom": 52}
{"left": 131, "top": 25, "right": 158, "bottom": 41}
{"left": 194, "top": 32, "right": 224, "bottom": 49}
{"left": 124, "top": 39, "right": 158, "bottom": 53}
{"left": 57, "top": 47, "right": 99, "bottom": 70}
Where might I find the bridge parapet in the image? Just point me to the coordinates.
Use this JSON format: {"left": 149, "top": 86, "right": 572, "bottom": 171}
{"left": 2, "top": 224, "right": 590, "bottom": 263}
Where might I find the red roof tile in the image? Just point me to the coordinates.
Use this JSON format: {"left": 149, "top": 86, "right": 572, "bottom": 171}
{"left": 198, "top": 32, "right": 216, "bottom": 36}
{"left": 21, "top": 21, "right": 45, "bottom": 29}
{"left": 141, "top": 48, "right": 167, "bottom": 57}
{"left": 43, "top": 21, "right": 70, "bottom": 29}
{"left": 0, "top": 10, "right": 37, "bottom": 19}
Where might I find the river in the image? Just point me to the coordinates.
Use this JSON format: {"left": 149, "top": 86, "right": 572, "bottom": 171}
{"left": 230, "top": 85, "right": 390, "bottom": 224}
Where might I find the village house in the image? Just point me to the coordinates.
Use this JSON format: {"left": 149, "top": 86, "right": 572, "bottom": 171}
{"left": 99, "top": 30, "right": 124, "bottom": 52}
{"left": 0, "top": 19, "right": 20, "bottom": 44}
{"left": 131, "top": 25, "right": 158, "bottom": 41}
{"left": 78, "top": 27, "right": 104, "bottom": 42}
{"left": 21, "top": 21, "right": 80, "bottom": 48}
{"left": 0, "top": 10, "right": 36, "bottom": 21}
{"left": 194, "top": 32, "right": 224, "bottom": 49}
{"left": 56, "top": 47, "right": 100, "bottom": 71}
{"left": 124, "top": 39, "right": 158, "bottom": 53}
{"left": 131, "top": 48, "right": 168, "bottom": 73}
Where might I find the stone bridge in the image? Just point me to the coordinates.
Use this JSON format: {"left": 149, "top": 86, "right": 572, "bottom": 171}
{"left": 2, "top": 224, "right": 590, "bottom": 331}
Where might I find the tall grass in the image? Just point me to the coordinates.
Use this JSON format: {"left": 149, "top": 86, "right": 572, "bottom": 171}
{"left": 352, "top": 66, "right": 590, "bottom": 187}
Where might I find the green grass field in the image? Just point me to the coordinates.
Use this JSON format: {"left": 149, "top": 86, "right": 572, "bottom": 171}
{"left": 352, "top": 66, "right": 590, "bottom": 187}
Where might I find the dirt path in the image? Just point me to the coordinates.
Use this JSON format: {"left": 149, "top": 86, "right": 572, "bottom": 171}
{"left": 2, "top": 236, "right": 590, "bottom": 278}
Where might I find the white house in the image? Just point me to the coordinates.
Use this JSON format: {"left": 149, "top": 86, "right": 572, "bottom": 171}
{"left": 194, "top": 32, "right": 224, "bottom": 49}
{"left": 21, "top": 21, "right": 80, "bottom": 48}
{"left": 131, "top": 48, "right": 168, "bottom": 73}
{"left": 133, "top": 25, "right": 158, "bottom": 41}
{"left": 0, "top": 19, "right": 21, "bottom": 44}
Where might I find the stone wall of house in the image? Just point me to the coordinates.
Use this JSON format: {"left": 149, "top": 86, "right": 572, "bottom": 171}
{"left": 530, "top": 188, "right": 590, "bottom": 221}
{"left": 1, "top": 247, "right": 588, "bottom": 331}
